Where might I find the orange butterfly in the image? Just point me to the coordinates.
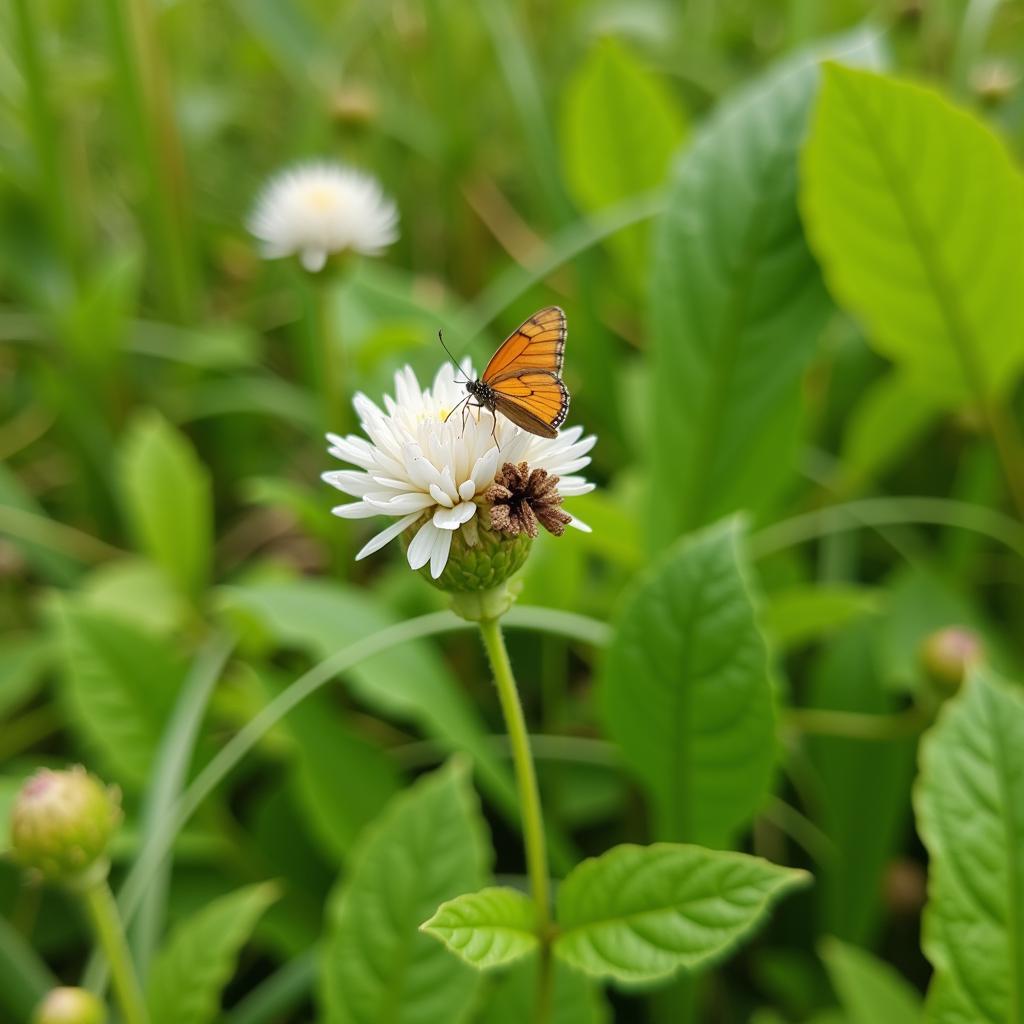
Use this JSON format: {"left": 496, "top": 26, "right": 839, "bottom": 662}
{"left": 442, "top": 306, "right": 570, "bottom": 440}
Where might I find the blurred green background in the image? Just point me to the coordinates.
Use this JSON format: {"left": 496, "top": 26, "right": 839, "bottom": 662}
{"left": 3, "top": 0, "right": 1024, "bottom": 1021}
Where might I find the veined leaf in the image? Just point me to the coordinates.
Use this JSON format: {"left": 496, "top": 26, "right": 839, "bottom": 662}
{"left": 801, "top": 65, "right": 1024, "bottom": 406}
{"left": 915, "top": 669, "right": 1024, "bottom": 1023}
{"left": 649, "top": 29, "right": 884, "bottom": 545}
{"left": 820, "top": 937, "right": 922, "bottom": 1023}
{"left": 421, "top": 887, "right": 537, "bottom": 970}
{"left": 148, "top": 882, "right": 278, "bottom": 1024}
{"left": 319, "top": 760, "right": 490, "bottom": 1024}
{"left": 52, "top": 600, "right": 185, "bottom": 787}
{"left": 553, "top": 843, "right": 810, "bottom": 983}
{"left": 119, "top": 411, "right": 213, "bottom": 597}
{"left": 598, "top": 517, "right": 775, "bottom": 847}
{"left": 561, "top": 37, "right": 686, "bottom": 288}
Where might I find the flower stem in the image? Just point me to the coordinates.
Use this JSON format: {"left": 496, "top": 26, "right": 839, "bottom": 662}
{"left": 477, "top": 615, "right": 552, "bottom": 1023}
{"left": 81, "top": 880, "right": 148, "bottom": 1024}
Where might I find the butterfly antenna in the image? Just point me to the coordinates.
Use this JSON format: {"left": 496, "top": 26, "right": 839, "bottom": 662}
{"left": 437, "top": 329, "right": 468, "bottom": 381}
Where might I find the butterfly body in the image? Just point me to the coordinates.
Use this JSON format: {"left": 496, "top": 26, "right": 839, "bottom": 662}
{"left": 460, "top": 306, "right": 570, "bottom": 440}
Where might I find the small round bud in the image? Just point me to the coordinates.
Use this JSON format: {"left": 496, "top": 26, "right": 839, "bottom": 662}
{"left": 33, "top": 988, "right": 105, "bottom": 1024}
{"left": 919, "top": 626, "right": 984, "bottom": 694}
{"left": 9, "top": 767, "right": 122, "bottom": 888}
{"left": 404, "top": 511, "right": 532, "bottom": 594}
{"left": 971, "top": 60, "right": 1019, "bottom": 106}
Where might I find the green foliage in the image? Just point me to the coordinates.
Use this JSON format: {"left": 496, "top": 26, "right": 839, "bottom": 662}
{"left": 477, "top": 957, "right": 610, "bottom": 1023}
{"left": 553, "top": 843, "right": 810, "bottom": 983}
{"left": 561, "top": 37, "right": 687, "bottom": 288}
{"left": 52, "top": 599, "right": 185, "bottom": 786}
{"left": 319, "top": 760, "right": 490, "bottom": 1024}
{"left": 147, "top": 882, "right": 278, "bottom": 1024}
{"left": 648, "top": 30, "right": 883, "bottom": 545}
{"left": 599, "top": 517, "right": 775, "bottom": 846}
{"left": 915, "top": 669, "right": 1024, "bottom": 1022}
{"left": 421, "top": 887, "right": 538, "bottom": 969}
{"left": 820, "top": 937, "right": 922, "bottom": 1023}
{"left": 118, "top": 411, "right": 213, "bottom": 598}
{"left": 802, "top": 65, "right": 1024, "bottom": 406}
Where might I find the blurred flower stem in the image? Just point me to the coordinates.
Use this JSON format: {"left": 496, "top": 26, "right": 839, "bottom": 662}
{"left": 80, "top": 880, "right": 148, "bottom": 1024}
{"left": 100, "top": 0, "right": 197, "bottom": 321}
{"left": 477, "top": 615, "right": 553, "bottom": 1023}
{"left": 305, "top": 272, "right": 347, "bottom": 435}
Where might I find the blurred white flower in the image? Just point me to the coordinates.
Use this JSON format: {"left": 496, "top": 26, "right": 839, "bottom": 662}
{"left": 248, "top": 162, "right": 398, "bottom": 272}
{"left": 324, "top": 362, "right": 595, "bottom": 579}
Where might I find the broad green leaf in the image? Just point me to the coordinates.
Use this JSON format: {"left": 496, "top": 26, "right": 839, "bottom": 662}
{"left": 220, "top": 580, "right": 519, "bottom": 825}
{"left": 51, "top": 600, "right": 185, "bottom": 787}
{"left": 148, "top": 882, "right": 278, "bottom": 1024}
{"left": 561, "top": 37, "right": 686, "bottom": 287}
{"left": 762, "top": 584, "right": 880, "bottom": 652}
{"left": 806, "top": 621, "right": 916, "bottom": 944}
{"left": 286, "top": 694, "right": 401, "bottom": 861}
{"left": 553, "top": 843, "right": 811, "bottom": 983}
{"left": 820, "top": 936, "right": 922, "bottom": 1023}
{"left": 649, "top": 30, "right": 884, "bottom": 545}
{"left": 421, "top": 887, "right": 537, "bottom": 970}
{"left": 119, "top": 411, "right": 213, "bottom": 597}
{"left": 79, "top": 557, "right": 189, "bottom": 636}
{"left": 801, "top": 65, "right": 1024, "bottom": 406}
{"left": 842, "top": 371, "right": 943, "bottom": 489}
{"left": 598, "top": 517, "right": 775, "bottom": 846}
{"left": 319, "top": 760, "right": 490, "bottom": 1024}
{"left": 477, "top": 955, "right": 610, "bottom": 1024}
{"left": 915, "top": 668, "right": 1024, "bottom": 1023}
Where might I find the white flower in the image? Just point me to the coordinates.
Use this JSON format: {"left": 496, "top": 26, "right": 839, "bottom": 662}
{"left": 248, "top": 161, "right": 398, "bottom": 272}
{"left": 324, "top": 362, "right": 596, "bottom": 579}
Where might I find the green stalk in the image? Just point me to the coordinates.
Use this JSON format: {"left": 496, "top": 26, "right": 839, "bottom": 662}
{"left": 81, "top": 880, "right": 148, "bottom": 1024}
{"left": 100, "top": 0, "right": 196, "bottom": 321}
{"left": 478, "top": 615, "right": 553, "bottom": 1024}
{"left": 11, "top": 0, "right": 80, "bottom": 279}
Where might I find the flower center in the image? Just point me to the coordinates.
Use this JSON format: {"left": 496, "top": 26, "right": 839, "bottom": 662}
{"left": 305, "top": 186, "right": 339, "bottom": 212}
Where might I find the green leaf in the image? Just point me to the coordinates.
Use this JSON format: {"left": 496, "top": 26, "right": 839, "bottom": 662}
{"left": 801, "top": 65, "right": 1024, "bottom": 406}
{"left": 220, "top": 580, "right": 519, "bottom": 828}
{"left": 553, "top": 843, "right": 811, "bottom": 983}
{"left": 842, "top": 371, "right": 943, "bottom": 489}
{"left": 477, "top": 955, "right": 610, "bottom": 1024}
{"left": 561, "top": 37, "right": 686, "bottom": 287}
{"left": 806, "top": 621, "right": 916, "bottom": 944}
{"left": 319, "top": 760, "right": 490, "bottom": 1024}
{"left": 119, "top": 410, "right": 213, "bottom": 597}
{"left": 148, "top": 882, "right": 278, "bottom": 1024}
{"left": 762, "top": 584, "right": 881, "bottom": 652}
{"left": 421, "top": 887, "right": 538, "bottom": 970}
{"left": 0, "top": 633, "right": 50, "bottom": 718}
{"left": 914, "top": 668, "right": 1024, "bottom": 1023}
{"left": 52, "top": 600, "right": 185, "bottom": 787}
{"left": 286, "top": 693, "right": 401, "bottom": 861}
{"left": 648, "top": 30, "right": 884, "bottom": 545}
{"left": 820, "top": 936, "right": 923, "bottom": 1023}
{"left": 598, "top": 517, "right": 775, "bottom": 846}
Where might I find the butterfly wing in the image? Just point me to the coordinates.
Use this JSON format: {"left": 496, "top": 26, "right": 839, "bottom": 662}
{"left": 489, "top": 370, "right": 569, "bottom": 439}
{"left": 482, "top": 306, "right": 566, "bottom": 381}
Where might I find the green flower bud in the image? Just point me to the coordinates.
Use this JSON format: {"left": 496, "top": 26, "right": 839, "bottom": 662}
{"left": 919, "top": 626, "right": 984, "bottom": 695}
{"left": 33, "top": 988, "right": 105, "bottom": 1024}
{"left": 404, "top": 509, "right": 533, "bottom": 594}
{"left": 9, "top": 767, "right": 122, "bottom": 888}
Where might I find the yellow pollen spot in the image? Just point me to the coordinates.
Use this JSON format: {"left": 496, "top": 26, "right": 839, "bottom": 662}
{"left": 305, "top": 186, "right": 338, "bottom": 212}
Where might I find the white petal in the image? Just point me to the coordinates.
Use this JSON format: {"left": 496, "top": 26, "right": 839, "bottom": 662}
{"left": 331, "top": 501, "right": 374, "bottom": 519}
{"left": 407, "top": 520, "right": 438, "bottom": 570}
{"left": 301, "top": 248, "right": 328, "bottom": 272}
{"left": 429, "top": 483, "right": 454, "bottom": 508}
{"left": 458, "top": 479, "right": 477, "bottom": 502}
{"left": 432, "top": 501, "right": 477, "bottom": 530}
{"left": 558, "top": 479, "right": 595, "bottom": 497}
{"left": 567, "top": 514, "right": 592, "bottom": 533}
{"left": 365, "top": 491, "right": 436, "bottom": 514}
{"left": 321, "top": 470, "right": 375, "bottom": 496}
{"left": 545, "top": 455, "right": 591, "bottom": 476}
{"left": 469, "top": 446, "right": 500, "bottom": 493}
{"left": 429, "top": 527, "right": 453, "bottom": 578}
{"left": 355, "top": 512, "right": 421, "bottom": 560}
